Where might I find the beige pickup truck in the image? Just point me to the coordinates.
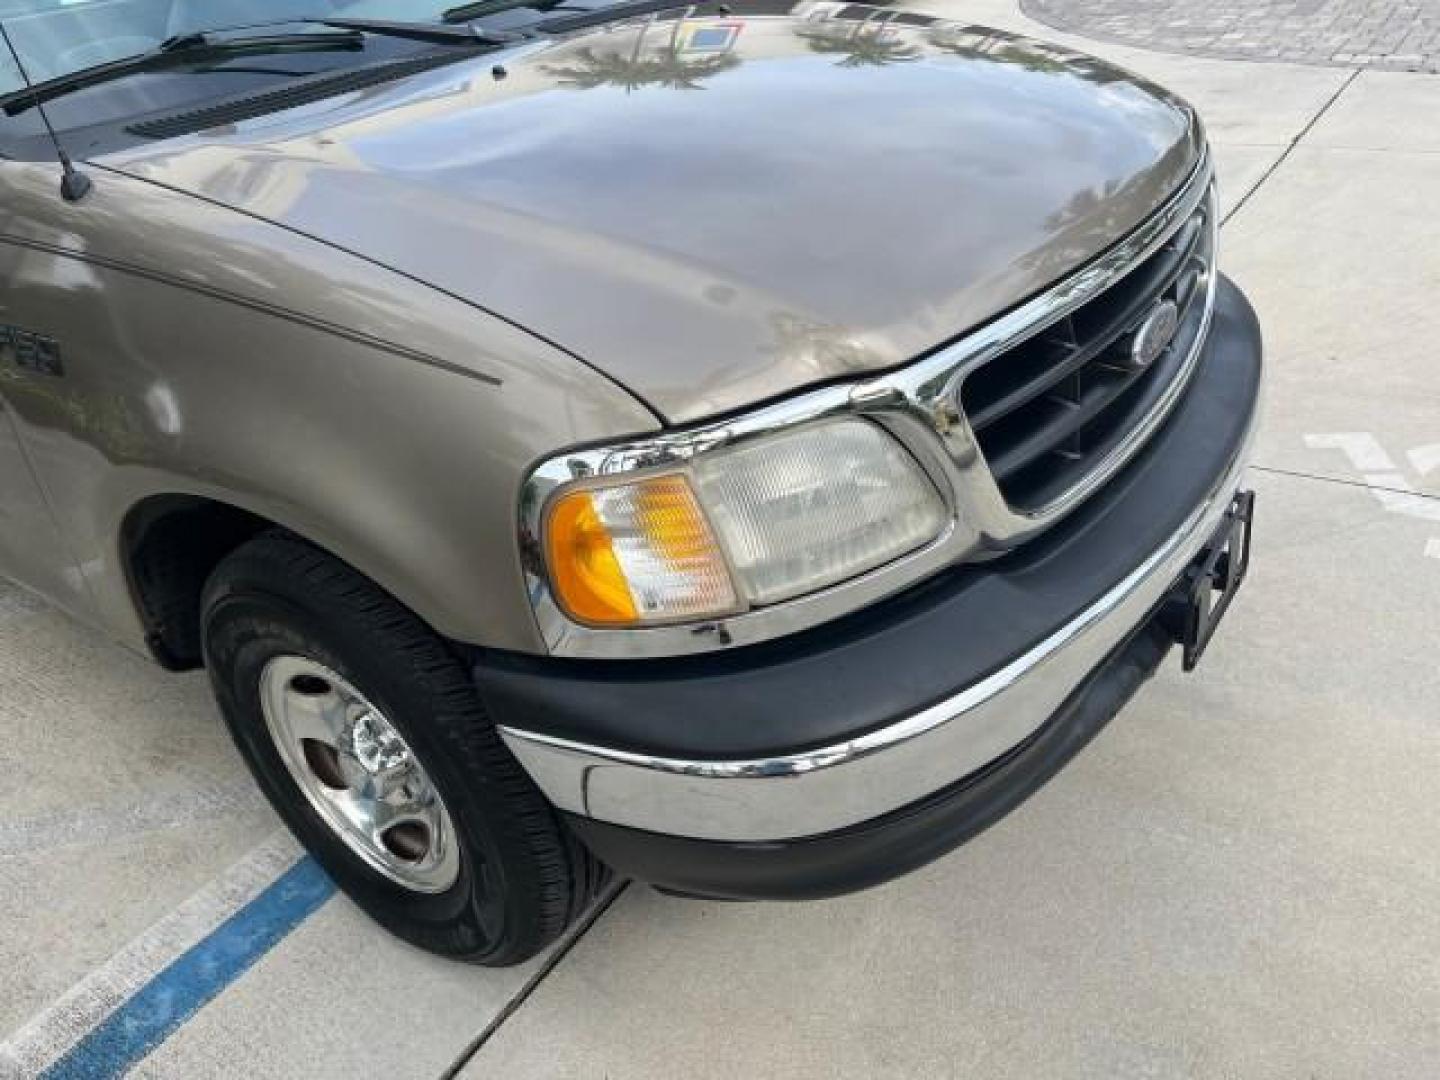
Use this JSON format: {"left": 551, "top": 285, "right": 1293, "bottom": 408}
{"left": 0, "top": 0, "right": 1259, "bottom": 964}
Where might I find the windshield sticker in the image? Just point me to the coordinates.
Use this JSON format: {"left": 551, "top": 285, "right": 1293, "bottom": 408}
{"left": 677, "top": 20, "right": 743, "bottom": 54}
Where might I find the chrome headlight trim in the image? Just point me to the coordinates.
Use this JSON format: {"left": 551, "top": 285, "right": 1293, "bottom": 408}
{"left": 521, "top": 152, "right": 1215, "bottom": 659}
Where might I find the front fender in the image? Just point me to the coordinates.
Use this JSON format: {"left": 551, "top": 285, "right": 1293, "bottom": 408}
{"left": 0, "top": 163, "right": 659, "bottom": 654}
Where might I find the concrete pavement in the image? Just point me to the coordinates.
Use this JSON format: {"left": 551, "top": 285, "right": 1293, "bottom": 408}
{"left": 464, "top": 469, "right": 1440, "bottom": 1078}
{"left": 4, "top": 3, "right": 1440, "bottom": 1077}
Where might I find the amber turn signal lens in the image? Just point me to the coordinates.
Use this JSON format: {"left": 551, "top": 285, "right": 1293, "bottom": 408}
{"left": 543, "top": 475, "right": 738, "bottom": 626}
{"left": 545, "top": 489, "right": 640, "bottom": 625}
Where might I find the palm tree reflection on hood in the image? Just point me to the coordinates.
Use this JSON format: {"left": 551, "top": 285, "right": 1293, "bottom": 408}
{"left": 924, "top": 23, "right": 1010, "bottom": 59}
{"left": 545, "top": 14, "right": 741, "bottom": 92}
{"left": 797, "top": 12, "right": 921, "bottom": 68}
{"left": 925, "top": 21, "right": 1129, "bottom": 85}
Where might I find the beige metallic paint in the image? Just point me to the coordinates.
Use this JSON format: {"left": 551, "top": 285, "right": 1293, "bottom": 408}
{"left": 103, "top": 14, "right": 1201, "bottom": 424}
{"left": 0, "top": 161, "right": 659, "bottom": 654}
{"left": 0, "top": 12, "right": 1201, "bottom": 658}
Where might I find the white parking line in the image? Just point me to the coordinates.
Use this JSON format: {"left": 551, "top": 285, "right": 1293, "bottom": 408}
{"left": 1409, "top": 444, "right": 1440, "bottom": 478}
{"left": 0, "top": 783, "right": 266, "bottom": 862}
{"left": 0, "top": 831, "right": 304, "bottom": 1079}
{"left": 1303, "top": 432, "right": 1440, "bottom": 550}
{"left": 1304, "top": 432, "right": 1396, "bottom": 473}
{"left": 0, "top": 587, "right": 42, "bottom": 619}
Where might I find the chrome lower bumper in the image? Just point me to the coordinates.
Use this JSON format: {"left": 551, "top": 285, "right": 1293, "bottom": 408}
{"left": 500, "top": 418, "right": 1255, "bottom": 844}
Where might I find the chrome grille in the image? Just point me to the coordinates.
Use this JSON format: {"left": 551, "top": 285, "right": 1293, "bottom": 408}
{"left": 960, "top": 190, "right": 1216, "bottom": 511}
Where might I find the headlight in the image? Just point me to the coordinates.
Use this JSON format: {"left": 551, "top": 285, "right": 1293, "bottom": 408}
{"left": 693, "top": 419, "right": 948, "bottom": 604}
{"left": 540, "top": 419, "right": 947, "bottom": 627}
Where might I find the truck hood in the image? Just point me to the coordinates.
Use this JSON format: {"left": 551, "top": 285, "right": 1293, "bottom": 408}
{"left": 103, "top": 10, "right": 1201, "bottom": 424}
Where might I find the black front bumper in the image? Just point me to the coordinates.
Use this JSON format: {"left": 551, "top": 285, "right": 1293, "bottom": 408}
{"left": 567, "top": 620, "right": 1174, "bottom": 900}
{"left": 477, "top": 277, "right": 1263, "bottom": 900}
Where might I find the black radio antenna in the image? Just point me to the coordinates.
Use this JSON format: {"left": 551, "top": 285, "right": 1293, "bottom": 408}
{"left": 0, "top": 20, "right": 91, "bottom": 201}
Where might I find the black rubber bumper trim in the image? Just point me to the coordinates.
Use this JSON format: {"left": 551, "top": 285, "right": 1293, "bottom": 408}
{"left": 474, "top": 277, "right": 1263, "bottom": 760}
{"left": 565, "top": 619, "right": 1176, "bottom": 901}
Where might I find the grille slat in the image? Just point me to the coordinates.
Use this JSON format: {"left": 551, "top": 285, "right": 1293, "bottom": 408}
{"left": 970, "top": 213, "right": 1205, "bottom": 436}
{"left": 960, "top": 191, "right": 1215, "bottom": 511}
{"left": 993, "top": 300, "right": 1207, "bottom": 507}
{"left": 987, "top": 365, "right": 1143, "bottom": 483}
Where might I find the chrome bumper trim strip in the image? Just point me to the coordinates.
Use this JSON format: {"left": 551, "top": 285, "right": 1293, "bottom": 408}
{"left": 500, "top": 404, "right": 1255, "bottom": 842}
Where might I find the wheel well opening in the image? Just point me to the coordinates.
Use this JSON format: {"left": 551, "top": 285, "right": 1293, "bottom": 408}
{"left": 122, "top": 496, "right": 272, "bottom": 670}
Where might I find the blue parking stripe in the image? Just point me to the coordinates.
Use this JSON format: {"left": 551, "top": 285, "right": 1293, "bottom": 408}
{"left": 42, "top": 857, "right": 335, "bottom": 1080}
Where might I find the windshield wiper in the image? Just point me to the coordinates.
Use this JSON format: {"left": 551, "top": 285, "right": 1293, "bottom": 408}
{"left": 1, "top": 19, "right": 512, "bottom": 118}
{"left": 445, "top": 0, "right": 691, "bottom": 30}
{"left": 311, "top": 16, "right": 513, "bottom": 45}
{"left": 0, "top": 30, "right": 365, "bottom": 116}
{"left": 442, "top": 0, "right": 571, "bottom": 24}
{"left": 157, "top": 29, "right": 362, "bottom": 52}
{"left": 537, "top": 0, "right": 692, "bottom": 32}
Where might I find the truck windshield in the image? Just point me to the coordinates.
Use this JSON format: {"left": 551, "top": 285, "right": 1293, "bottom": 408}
{"left": 0, "top": 0, "right": 474, "bottom": 96}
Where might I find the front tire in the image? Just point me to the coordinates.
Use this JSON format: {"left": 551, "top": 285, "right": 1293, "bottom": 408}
{"left": 201, "top": 531, "right": 606, "bottom": 965}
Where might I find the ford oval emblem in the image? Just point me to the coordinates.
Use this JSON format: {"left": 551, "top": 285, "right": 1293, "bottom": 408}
{"left": 1129, "top": 299, "right": 1180, "bottom": 371}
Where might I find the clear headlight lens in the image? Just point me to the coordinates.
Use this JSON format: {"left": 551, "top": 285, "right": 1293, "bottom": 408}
{"left": 540, "top": 419, "right": 947, "bottom": 627}
{"left": 693, "top": 419, "right": 947, "bottom": 605}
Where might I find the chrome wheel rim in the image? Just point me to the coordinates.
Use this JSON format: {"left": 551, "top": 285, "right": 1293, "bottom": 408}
{"left": 259, "top": 656, "right": 461, "bottom": 894}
